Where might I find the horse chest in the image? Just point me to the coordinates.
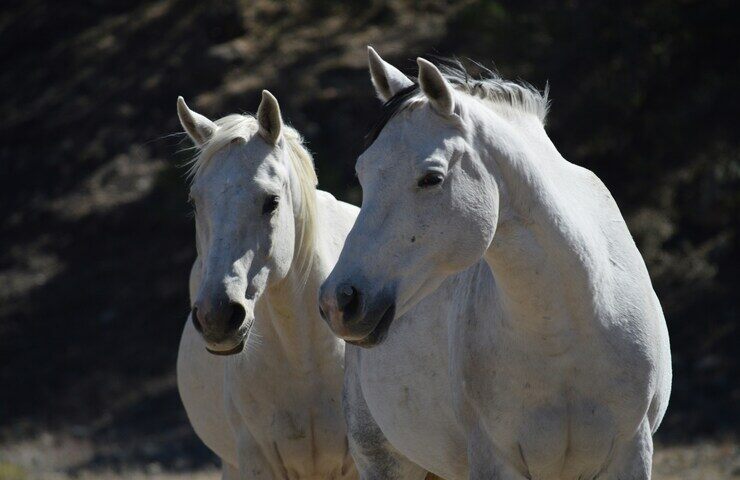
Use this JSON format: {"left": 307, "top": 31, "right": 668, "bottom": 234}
{"left": 225, "top": 354, "right": 350, "bottom": 477}
{"left": 357, "top": 325, "right": 468, "bottom": 478}
{"left": 457, "top": 322, "right": 650, "bottom": 477}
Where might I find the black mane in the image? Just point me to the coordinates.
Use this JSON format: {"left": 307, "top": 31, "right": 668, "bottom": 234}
{"left": 362, "top": 57, "right": 549, "bottom": 153}
{"left": 364, "top": 82, "right": 420, "bottom": 151}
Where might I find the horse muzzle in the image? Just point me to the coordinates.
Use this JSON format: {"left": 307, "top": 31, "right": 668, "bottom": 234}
{"left": 190, "top": 304, "right": 252, "bottom": 356}
{"left": 318, "top": 281, "right": 397, "bottom": 348}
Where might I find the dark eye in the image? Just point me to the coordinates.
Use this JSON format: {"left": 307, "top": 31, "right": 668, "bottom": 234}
{"left": 262, "top": 195, "right": 279, "bottom": 214}
{"left": 417, "top": 172, "right": 444, "bottom": 188}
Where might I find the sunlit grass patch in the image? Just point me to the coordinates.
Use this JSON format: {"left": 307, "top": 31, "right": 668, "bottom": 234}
{"left": 0, "top": 462, "right": 27, "bottom": 480}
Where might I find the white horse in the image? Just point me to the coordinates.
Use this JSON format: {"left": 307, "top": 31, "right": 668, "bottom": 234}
{"left": 319, "top": 48, "right": 672, "bottom": 480}
{"left": 175, "top": 91, "right": 360, "bottom": 479}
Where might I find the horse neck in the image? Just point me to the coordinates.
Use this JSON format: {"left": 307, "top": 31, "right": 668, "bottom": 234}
{"left": 478, "top": 112, "right": 598, "bottom": 337}
{"left": 255, "top": 272, "right": 334, "bottom": 370}
{"left": 253, "top": 196, "right": 342, "bottom": 371}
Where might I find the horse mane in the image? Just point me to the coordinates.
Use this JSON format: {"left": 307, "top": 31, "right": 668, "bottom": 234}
{"left": 365, "top": 57, "right": 550, "bottom": 149}
{"left": 187, "top": 114, "right": 318, "bottom": 288}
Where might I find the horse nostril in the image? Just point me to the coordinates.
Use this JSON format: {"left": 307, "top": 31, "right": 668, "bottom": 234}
{"left": 191, "top": 307, "right": 203, "bottom": 332}
{"left": 318, "top": 305, "right": 327, "bottom": 321}
{"left": 337, "top": 284, "right": 356, "bottom": 306}
{"left": 336, "top": 284, "right": 360, "bottom": 318}
{"left": 227, "top": 302, "right": 246, "bottom": 330}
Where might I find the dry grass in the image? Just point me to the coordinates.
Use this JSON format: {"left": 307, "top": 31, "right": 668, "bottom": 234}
{"left": 2, "top": 441, "right": 737, "bottom": 480}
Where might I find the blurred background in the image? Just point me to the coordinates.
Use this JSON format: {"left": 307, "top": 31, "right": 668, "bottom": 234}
{"left": 0, "top": 0, "right": 737, "bottom": 478}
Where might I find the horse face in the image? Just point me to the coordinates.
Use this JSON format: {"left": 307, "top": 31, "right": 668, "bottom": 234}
{"left": 179, "top": 93, "right": 296, "bottom": 355}
{"left": 320, "top": 64, "right": 500, "bottom": 347}
{"left": 189, "top": 139, "right": 295, "bottom": 353}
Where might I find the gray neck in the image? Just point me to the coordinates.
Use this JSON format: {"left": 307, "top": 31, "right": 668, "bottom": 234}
{"left": 253, "top": 197, "right": 342, "bottom": 372}
{"left": 478, "top": 112, "right": 594, "bottom": 340}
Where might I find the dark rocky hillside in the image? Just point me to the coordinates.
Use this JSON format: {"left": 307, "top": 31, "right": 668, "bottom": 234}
{"left": 0, "top": 0, "right": 737, "bottom": 476}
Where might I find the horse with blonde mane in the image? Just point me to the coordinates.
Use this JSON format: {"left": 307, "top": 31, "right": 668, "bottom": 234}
{"left": 175, "top": 91, "right": 360, "bottom": 479}
{"left": 320, "top": 48, "right": 671, "bottom": 480}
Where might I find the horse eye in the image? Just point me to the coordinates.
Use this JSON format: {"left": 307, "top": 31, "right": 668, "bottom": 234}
{"left": 262, "top": 195, "right": 279, "bottom": 214}
{"left": 417, "top": 172, "right": 444, "bottom": 188}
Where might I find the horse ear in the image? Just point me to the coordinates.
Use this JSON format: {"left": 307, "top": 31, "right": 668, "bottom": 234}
{"left": 257, "top": 90, "right": 283, "bottom": 145}
{"left": 177, "top": 96, "right": 217, "bottom": 146}
{"left": 417, "top": 58, "right": 454, "bottom": 116}
{"left": 368, "top": 46, "right": 413, "bottom": 102}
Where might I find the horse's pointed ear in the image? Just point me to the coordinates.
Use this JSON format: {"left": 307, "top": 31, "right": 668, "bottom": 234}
{"left": 177, "top": 96, "right": 217, "bottom": 146}
{"left": 368, "top": 46, "right": 413, "bottom": 102}
{"left": 257, "top": 89, "right": 282, "bottom": 145}
{"left": 417, "top": 58, "right": 454, "bottom": 116}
